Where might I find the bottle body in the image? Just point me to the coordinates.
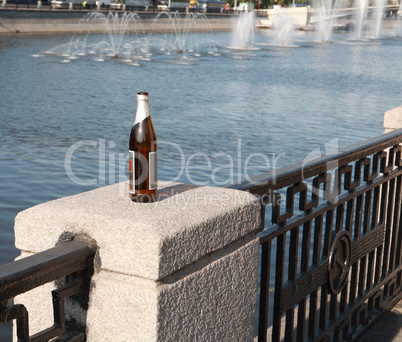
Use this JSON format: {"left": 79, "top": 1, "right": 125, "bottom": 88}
{"left": 129, "top": 92, "right": 157, "bottom": 203}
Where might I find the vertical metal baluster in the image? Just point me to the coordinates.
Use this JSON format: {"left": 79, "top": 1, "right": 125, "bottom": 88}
{"left": 323, "top": 209, "right": 333, "bottom": 259}
{"left": 335, "top": 203, "right": 345, "bottom": 232}
{"left": 382, "top": 178, "right": 395, "bottom": 277}
{"left": 329, "top": 204, "right": 345, "bottom": 325}
{"left": 345, "top": 199, "right": 354, "bottom": 232}
{"left": 363, "top": 190, "right": 372, "bottom": 235}
{"left": 372, "top": 186, "right": 383, "bottom": 284}
{"left": 319, "top": 285, "right": 329, "bottom": 337}
{"left": 389, "top": 176, "right": 401, "bottom": 271}
{"left": 329, "top": 291, "right": 338, "bottom": 327}
{"left": 297, "top": 221, "right": 311, "bottom": 341}
{"left": 350, "top": 194, "right": 363, "bottom": 306}
{"left": 308, "top": 215, "right": 323, "bottom": 340}
{"left": 366, "top": 249, "right": 376, "bottom": 294}
{"left": 308, "top": 290, "right": 319, "bottom": 341}
{"left": 379, "top": 182, "right": 389, "bottom": 279}
{"left": 350, "top": 265, "right": 359, "bottom": 310}
{"left": 396, "top": 234, "right": 402, "bottom": 270}
{"left": 312, "top": 216, "right": 323, "bottom": 265}
{"left": 15, "top": 305, "right": 29, "bottom": 342}
{"left": 258, "top": 239, "right": 271, "bottom": 342}
{"left": 358, "top": 190, "right": 372, "bottom": 297}
{"left": 272, "top": 234, "right": 285, "bottom": 342}
{"left": 354, "top": 194, "right": 363, "bottom": 241}
{"left": 329, "top": 206, "right": 344, "bottom": 333}
{"left": 365, "top": 187, "right": 377, "bottom": 292}
{"left": 53, "top": 288, "right": 65, "bottom": 330}
{"left": 395, "top": 176, "right": 402, "bottom": 268}
{"left": 340, "top": 200, "right": 353, "bottom": 317}
{"left": 358, "top": 258, "right": 367, "bottom": 300}
{"left": 285, "top": 227, "right": 299, "bottom": 341}
{"left": 319, "top": 210, "right": 333, "bottom": 332}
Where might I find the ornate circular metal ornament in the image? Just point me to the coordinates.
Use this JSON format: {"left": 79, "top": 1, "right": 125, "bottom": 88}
{"left": 328, "top": 230, "right": 352, "bottom": 295}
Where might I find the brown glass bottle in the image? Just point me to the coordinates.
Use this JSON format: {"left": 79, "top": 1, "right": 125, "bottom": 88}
{"left": 129, "top": 92, "right": 157, "bottom": 203}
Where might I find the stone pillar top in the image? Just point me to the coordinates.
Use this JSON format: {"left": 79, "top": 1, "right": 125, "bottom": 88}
{"left": 15, "top": 181, "right": 260, "bottom": 280}
{"left": 384, "top": 105, "right": 402, "bottom": 131}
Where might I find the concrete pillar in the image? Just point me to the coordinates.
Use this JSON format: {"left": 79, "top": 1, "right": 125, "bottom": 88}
{"left": 14, "top": 181, "right": 261, "bottom": 341}
{"left": 2, "top": 0, "right": 6, "bottom": 8}
{"left": 69, "top": 1, "right": 73, "bottom": 9}
{"left": 384, "top": 105, "right": 402, "bottom": 133}
{"left": 37, "top": 0, "right": 41, "bottom": 9}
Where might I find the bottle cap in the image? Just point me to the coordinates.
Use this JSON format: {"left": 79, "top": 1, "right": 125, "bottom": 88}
{"left": 137, "top": 92, "right": 149, "bottom": 101}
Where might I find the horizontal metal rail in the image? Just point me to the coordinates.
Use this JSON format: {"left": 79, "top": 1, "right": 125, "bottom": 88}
{"left": 0, "top": 239, "right": 96, "bottom": 342}
{"left": 227, "top": 128, "right": 402, "bottom": 195}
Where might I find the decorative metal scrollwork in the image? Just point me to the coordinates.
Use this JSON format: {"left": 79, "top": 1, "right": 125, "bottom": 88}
{"left": 329, "top": 230, "right": 352, "bottom": 295}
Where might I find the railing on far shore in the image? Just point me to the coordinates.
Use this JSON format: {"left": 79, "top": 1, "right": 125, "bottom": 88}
{"left": 0, "top": 1, "right": 238, "bottom": 14}
{"left": 0, "top": 239, "right": 96, "bottom": 342}
{"left": 228, "top": 128, "right": 402, "bottom": 341}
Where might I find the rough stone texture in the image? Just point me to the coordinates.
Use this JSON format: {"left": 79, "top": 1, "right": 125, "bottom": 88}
{"left": 384, "top": 105, "right": 402, "bottom": 131}
{"left": 15, "top": 181, "right": 260, "bottom": 281}
{"left": 13, "top": 182, "right": 260, "bottom": 341}
{"left": 14, "top": 239, "right": 258, "bottom": 342}
{"left": 156, "top": 238, "right": 259, "bottom": 342}
{"left": 85, "top": 270, "right": 159, "bottom": 341}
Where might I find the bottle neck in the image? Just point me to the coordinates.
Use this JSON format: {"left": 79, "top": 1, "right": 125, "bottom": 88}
{"left": 134, "top": 98, "right": 150, "bottom": 126}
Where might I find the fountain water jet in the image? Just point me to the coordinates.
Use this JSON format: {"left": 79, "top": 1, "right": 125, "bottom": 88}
{"left": 229, "top": 12, "right": 256, "bottom": 49}
{"left": 313, "top": 0, "right": 345, "bottom": 42}
{"left": 41, "top": 11, "right": 220, "bottom": 65}
{"left": 43, "top": 12, "right": 146, "bottom": 62}
{"left": 36, "top": 8, "right": 402, "bottom": 67}
{"left": 272, "top": 10, "right": 296, "bottom": 46}
{"left": 154, "top": 11, "right": 209, "bottom": 54}
{"left": 90, "top": 12, "right": 142, "bottom": 58}
{"left": 256, "top": 8, "right": 300, "bottom": 48}
{"left": 151, "top": 11, "right": 219, "bottom": 58}
{"left": 354, "top": 0, "right": 369, "bottom": 40}
{"left": 373, "top": 0, "right": 385, "bottom": 38}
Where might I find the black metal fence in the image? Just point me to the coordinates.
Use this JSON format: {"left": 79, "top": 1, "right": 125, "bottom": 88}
{"left": 229, "top": 128, "right": 402, "bottom": 341}
{"left": 0, "top": 239, "right": 96, "bottom": 342}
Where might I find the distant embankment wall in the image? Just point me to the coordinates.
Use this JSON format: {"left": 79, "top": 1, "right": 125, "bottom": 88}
{"left": 0, "top": 10, "right": 233, "bottom": 34}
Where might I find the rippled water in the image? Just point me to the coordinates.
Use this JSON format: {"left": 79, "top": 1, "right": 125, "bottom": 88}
{"left": 1, "top": 27, "right": 402, "bottom": 340}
